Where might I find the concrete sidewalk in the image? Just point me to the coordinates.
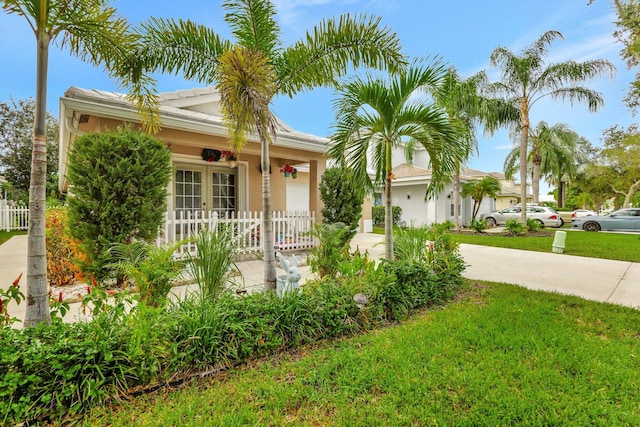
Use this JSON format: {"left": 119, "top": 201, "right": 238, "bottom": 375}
{"left": 2, "top": 232, "right": 639, "bottom": 325}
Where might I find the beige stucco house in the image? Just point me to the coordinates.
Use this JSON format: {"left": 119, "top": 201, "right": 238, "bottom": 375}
{"left": 58, "top": 86, "right": 328, "bottom": 250}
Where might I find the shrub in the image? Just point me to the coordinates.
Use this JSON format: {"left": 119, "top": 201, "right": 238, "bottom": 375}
{"left": 504, "top": 218, "right": 527, "bottom": 236}
{"left": 468, "top": 218, "right": 487, "bottom": 233}
{"left": 46, "top": 208, "right": 86, "bottom": 287}
{"left": 66, "top": 128, "right": 171, "bottom": 281}
{"left": 185, "top": 228, "right": 240, "bottom": 302}
{"left": 393, "top": 226, "right": 432, "bottom": 264}
{"left": 372, "top": 205, "right": 402, "bottom": 226}
{"left": 526, "top": 218, "right": 543, "bottom": 232}
{"left": 108, "top": 240, "right": 186, "bottom": 308}
{"left": 308, "top": 222, "right": 356, "bottom": 277}
{"left": 319, "top": 167, "right": 365, "bottom": 229}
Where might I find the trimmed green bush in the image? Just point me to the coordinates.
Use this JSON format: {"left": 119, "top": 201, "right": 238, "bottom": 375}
{"left": 372, "top": 205, "right": 402, "bottom": 226}
{"left": 319, "top": 167, "right": 365, "bottom": 228}
{"left": 66, "top": 128, "right": 171, "bottom": 280}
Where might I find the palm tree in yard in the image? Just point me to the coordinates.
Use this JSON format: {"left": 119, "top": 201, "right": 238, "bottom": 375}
{"left": 327, "top": 58, "right": 467, "bottom": 260}
{"left": 1, "top": 0, "right": 135, "bottom": 326}
{"left": 124, "top": 0, "right": 405, "bottom": 291}
{"left": 503, "top": 121, "right": 588, "bottom": 205}
{"left": 432, "top": 69, "right": 517, "bottom": 229}
{"left": 486, "top": 30, "right": 614, "bottom": 224}
{"left": 461, "top": 175, "right": 502, "bottom": 220}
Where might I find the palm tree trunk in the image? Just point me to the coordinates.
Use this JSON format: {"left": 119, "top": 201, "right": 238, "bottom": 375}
{"left": 384, "top": 177, "right": 393, "bottom": 260}
{"left": 452, "top": 168, "right": 460, "bottom": 229}
{"left": 261, "top": 135, "right": 277, "bottom": 291}
{"left": 519, "top": 112, "right": 529, "bottom": 224}
{"left": 532, "top": 161, "right": 541, "bottom": 204}
{"left": 384, "top": 141, "right": 393, "bottom": 260}
{"left": 25, "top": 33, "right": 51, "bottom": 326}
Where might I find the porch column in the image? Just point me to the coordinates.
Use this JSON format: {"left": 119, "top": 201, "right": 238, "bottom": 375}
{"left": 309, "top": 160, "right": 325, "bottom": 223}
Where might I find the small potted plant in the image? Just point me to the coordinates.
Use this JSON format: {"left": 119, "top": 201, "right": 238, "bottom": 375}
{"left": 222, "top": 150, "right": 238, "bottom": 168}
{"left": 280, "top": 164, "right": 295, "bottom": 177}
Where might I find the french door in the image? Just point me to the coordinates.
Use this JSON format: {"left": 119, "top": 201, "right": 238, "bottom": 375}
{"left": 174, "top": 165, "right": 237, "bottom": 216}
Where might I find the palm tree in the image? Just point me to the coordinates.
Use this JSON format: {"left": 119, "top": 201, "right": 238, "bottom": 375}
{"left": 327, "top": 58, "right": 467, "bottom": 260}
{"left": 487, "top": 30, "right": 614, "bottom": 223}
{"left": 503, "top": 121, "right": 588, "bottom": 204}
{"left": 461, "top": 176, "right": 502, "bottom": 220}
{"left": 1, "top": 0, "right": 135, "bottom": 326}
{"left": 124, "top": 0, "right": 405, "bottom": 291}
{"left": 431, "top": 69, "right": 517, "bottom": 229}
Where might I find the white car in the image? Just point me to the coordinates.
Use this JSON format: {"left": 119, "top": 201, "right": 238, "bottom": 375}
{"left": 571, "top": 209, "right": 597, "bottom": 219}
{"left": 482, "top": 206, "right": 563, "bottom": 228}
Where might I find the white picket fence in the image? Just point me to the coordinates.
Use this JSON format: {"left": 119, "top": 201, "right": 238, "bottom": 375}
{"left": 157, "top": 210, "right": 317, "bottom": 255}
{"left": 0, "top": 205, "right": 29, "bottom": 231}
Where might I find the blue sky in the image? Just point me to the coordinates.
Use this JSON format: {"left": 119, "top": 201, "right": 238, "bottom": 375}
{"left": 0, "top": 0, "right": 634, "bottom": 193}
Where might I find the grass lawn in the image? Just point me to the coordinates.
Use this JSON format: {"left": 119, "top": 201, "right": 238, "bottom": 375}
{"left": 449, "top": 230, "right": 640, "bottom": 263}
{"left": 81, "top": 281, "right": 640, "bottom": 426}
{"left": 0, "top": 230, "right": 26, "bottom": 246}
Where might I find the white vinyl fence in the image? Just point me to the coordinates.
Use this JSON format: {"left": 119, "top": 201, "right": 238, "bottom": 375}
{"left": 0, "top": 205, "right": 29, "bottom": 231}
{"left": 158, "top": 210, "right": 317, "bottom": 256}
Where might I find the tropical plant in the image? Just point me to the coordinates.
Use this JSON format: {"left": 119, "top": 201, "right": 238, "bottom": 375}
{"left": 185, "top": 227, "right": 240, "bottom": 302}
{"left": 308, "top": 222, "right": 356, "bottom": 278}
{"left": 504, "top": 218, "right": 527, "bottom": 236}
{"left": 123, "top": 0, "right": 405, "bottom": 291}
{"left": 526, "top": 218, "right": 543, "bottom": 232}
{"left": 486, "top": 30, "right": 614, "bottom": 224}
{"left": 1, "top": 0, "right": 136, "bottom": 326}
{"left": 392, "top": 225, "right": 433, "bottom": 264}
{"left": 319, "top": 167, "right": 365, "bottom": 229}
{"left": 468, "top": 218, "right": 487, "bottom": 233}
{"left": 328, "top": 58, "right": 467, "bottom": 260}
{"left": 108, "top": 240, "right": 185, "bottom": 308}
{"left": 66, "top": 128, "right": 172, "bottom": 281}
{"left": 431, "top": 69, "right": 517, "bottom": 228}
{"left": 461, "top": 176, "right": 502, "bottom": 220}
{"left": 503, "top": 121, "right": 589, "bottom": 205}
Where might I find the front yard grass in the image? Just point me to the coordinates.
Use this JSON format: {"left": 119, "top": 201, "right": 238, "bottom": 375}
{"left": 0, "top": 230, "right": 26, "bottom": 246}
{"left": 449, "top": 230, "right": 640, "bottom": 262}
{"left": 81, "top": 281, "right": 640, "bottom": 426}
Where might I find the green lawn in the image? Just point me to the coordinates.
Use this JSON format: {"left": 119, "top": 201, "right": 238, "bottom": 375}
{"left": 81, "top": 281, "right": 640, "bottom": 426}
{"left": 449, "top": 230, "right": 640, "bottom": 262}
{"left": 0, "top": 230, "right": 26, "bottom": 246}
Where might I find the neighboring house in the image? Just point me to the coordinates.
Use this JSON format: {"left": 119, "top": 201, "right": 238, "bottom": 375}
{"left": 58, "top": 86, "right": 327, "bottom": 250}
{"left": 367, "top": 146, "right": 532, "bottom": 228}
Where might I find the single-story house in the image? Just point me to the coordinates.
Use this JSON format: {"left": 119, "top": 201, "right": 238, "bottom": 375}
{"left": 58, "top": 86, "right": 328, "bottom": 251}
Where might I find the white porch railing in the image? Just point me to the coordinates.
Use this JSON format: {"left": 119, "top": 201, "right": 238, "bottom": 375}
{"left": 0, "top": 205, "right": 29, "bottom": 231}
{"left": 157, "top": 210, "right": 317, "bottom": 255}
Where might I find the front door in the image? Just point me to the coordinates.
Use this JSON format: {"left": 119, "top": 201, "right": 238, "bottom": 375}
{"left": 174, "top": 165, "right": 238, "bottom": 216}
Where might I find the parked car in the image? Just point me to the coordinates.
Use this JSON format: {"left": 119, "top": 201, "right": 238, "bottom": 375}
{"left": 571, "top": 208, "right": 640, "bottom": 232}
{"left": 482, "top": 206, "right": 563, "bottom": 228}
{"left": 571, "top": 209, "right": 597, "bottom": 218}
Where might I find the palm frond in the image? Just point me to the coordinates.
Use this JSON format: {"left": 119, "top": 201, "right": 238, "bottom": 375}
{"left": 277, "top": 14, "right": 406, "bottom": 96}
{"left": 222, "top": 0, "right": 281, "bottom": 57}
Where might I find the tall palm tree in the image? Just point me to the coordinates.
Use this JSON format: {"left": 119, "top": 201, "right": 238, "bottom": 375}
{"left": 432, "top": 69, "right": 517, "bottom": 228}
{"left": 461, "top": 176, "right": 502, "bottom": 220}
{"left": 327, "top": 58, "right": 466, "bottom": 260}
{"left": 1, "top": 0, "right": 135, "bottom": 326}
{"left": 487, "top": 30, "right": 614, "bottom": 223}
{"left": 503, "top": 121, "right": 587, "bottom": 204}
{"left": 124, "top": 0, "right": 405, "bottom": 291}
